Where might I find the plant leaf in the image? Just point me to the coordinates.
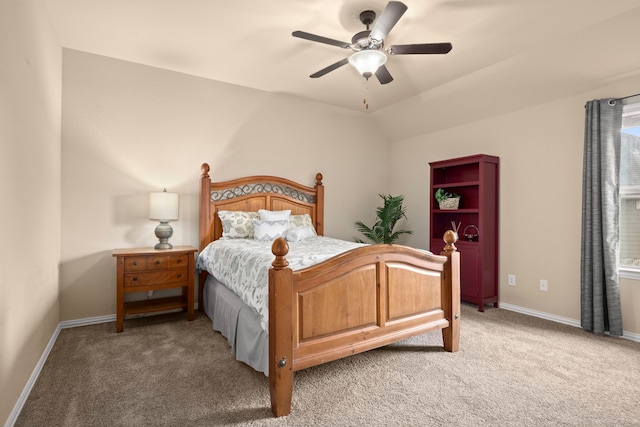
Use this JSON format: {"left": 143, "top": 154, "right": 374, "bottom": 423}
{"left": 354, "top": 194, "right": 412, "bottom": 244}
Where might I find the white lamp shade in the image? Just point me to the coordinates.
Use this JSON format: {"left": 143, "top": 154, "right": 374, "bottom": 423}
{"left": 348, "top": 50, "right": 387, "bottom": 77}
{"left": 149, "top": 190, "right": 179, "bottom": 221}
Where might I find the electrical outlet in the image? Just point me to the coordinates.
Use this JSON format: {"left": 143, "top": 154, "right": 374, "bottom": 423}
{"left": 508, "top": 274, "right": 516, "bottom": 286}
{"left": 540, "top": 279, "right": 548, "bottom": 292}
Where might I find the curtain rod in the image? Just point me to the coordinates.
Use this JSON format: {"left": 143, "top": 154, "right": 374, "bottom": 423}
{"left": 617, "top": 93, "right": 640, "bottom": 105}
{"left": 587, "top": 94, "right": 640, "bottom": 107}
{"left": 606, "top": 93, "right": 640, "bottom": 106}
{"left": 618, "top": 92, "right": 640, "bottom": 101}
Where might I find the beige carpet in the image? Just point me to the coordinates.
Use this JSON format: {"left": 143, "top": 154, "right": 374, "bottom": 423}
{"left": 15, "top": 304, "right": 640, "bottom": 426}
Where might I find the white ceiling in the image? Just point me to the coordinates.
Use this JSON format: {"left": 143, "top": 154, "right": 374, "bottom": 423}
{"left": 43, "top": 0, "right": 640, "bottom": 113}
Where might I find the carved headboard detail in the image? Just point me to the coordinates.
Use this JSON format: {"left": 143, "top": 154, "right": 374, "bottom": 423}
{"left": 198, "top": 163, "right": 324, "bottom": 251}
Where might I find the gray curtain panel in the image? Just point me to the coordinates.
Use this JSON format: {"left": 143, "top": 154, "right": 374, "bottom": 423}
{"left": 581, "top": 99, "right": 623, "bottom": 336}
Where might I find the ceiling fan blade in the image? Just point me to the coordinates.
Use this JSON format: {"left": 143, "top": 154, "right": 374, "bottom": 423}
{"left": 375, "top": 65, "right": 393, "bottom": 84}
{"left": 310, "top": 58, "right": 349, "bottom": 78}
{"left": 369, "top": 1, "right": 408, "bottom": 41}
{"left": 292, "top": 31, "right": 351, "bottom": 49}
{"left": 387, "top": 43, "right": 453, "bottom": 55}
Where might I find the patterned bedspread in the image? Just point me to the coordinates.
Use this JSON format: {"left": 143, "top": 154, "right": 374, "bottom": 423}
{"left": 196, "top": 236, "right": 367, "bottom": 332}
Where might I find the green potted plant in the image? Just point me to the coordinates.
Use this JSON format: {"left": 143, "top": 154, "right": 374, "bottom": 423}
{"left": 435, "top": 188, "right": 460, "bottom": 210}
{"left": 355, "top": 194, "right": 413, "bottom": 244}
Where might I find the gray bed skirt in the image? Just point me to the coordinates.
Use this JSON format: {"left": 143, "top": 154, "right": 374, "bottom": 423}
{"left": 203, "top": 275, "right": 269, "bottom": 376}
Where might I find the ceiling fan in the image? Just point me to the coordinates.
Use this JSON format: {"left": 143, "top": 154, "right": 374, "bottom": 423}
{"left": 292, "top": 1, "right": 452, "bottom": 84}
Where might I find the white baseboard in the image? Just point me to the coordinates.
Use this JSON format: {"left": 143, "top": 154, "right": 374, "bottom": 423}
{"left": 4, "top": 324, "right": 61, "bottom": 427}
{"left": 499, "top": 302, "right": 581, "bottom": 327}
{"left": 499, "top": 302, "right": 640, "bottom": 342}
{"left": 60, "top": 314, "right": 116, "bottom": 329}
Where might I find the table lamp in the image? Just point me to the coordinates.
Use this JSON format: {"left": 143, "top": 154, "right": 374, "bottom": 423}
{"left": 149, "top": 188, "right": 179, "bottom": 250}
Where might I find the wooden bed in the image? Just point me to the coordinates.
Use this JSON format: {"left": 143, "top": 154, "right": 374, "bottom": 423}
{"left": 198, "top": 163, "right": 461, "bottom": 417}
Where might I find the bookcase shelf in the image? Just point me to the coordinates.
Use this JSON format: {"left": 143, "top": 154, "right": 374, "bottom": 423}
{"left": 429, "top": 154, "right": 499, "bottom": 311}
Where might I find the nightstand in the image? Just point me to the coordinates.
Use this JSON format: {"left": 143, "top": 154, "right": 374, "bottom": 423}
{"left": 112, "top": 246, "right": 198, "bottom": 332}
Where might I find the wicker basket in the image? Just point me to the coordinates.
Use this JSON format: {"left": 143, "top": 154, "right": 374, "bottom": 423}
{"left": 439, "top": 197, "right": 460, "bottom": 210}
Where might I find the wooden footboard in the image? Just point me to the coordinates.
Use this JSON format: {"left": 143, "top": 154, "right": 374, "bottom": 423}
{"left": 268, "top": 231, "right": 460, "bottom": 417}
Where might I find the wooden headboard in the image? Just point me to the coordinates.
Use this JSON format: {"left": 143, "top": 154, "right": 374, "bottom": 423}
{"left": 199, "top": 163, "right": 325, "bottom": 251}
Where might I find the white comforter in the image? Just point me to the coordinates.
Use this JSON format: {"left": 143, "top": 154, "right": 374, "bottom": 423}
{"left": 196, "top": 236, "right": 366, "bottom": 332}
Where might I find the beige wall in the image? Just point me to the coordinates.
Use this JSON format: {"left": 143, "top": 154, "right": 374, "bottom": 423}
{"left": 387, "top": 77, "right": 640, "bottom": 336}
{"left": 59, "top": 49, "right": 390, "bottom": 321}
{"left": 0, "top": 0, "right": 62, "bottom": 424}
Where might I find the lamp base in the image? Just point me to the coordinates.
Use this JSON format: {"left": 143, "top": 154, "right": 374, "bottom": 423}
{"left": 154, "top": 221, "right": 173, "bottom": 250}
{"left": 154, "top": 242, "right": 173, "bottom": 250}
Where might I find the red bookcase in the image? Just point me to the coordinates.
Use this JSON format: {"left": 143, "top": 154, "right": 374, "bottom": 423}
{"left": 429, "top": 154, "right": 499, "bottom": 311}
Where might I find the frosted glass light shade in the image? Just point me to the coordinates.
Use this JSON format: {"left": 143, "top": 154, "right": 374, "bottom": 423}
{"left": 348, "top": 50, "right": 387, "bottom": 79}
{"left": 149, "top": 190, "right": 179, "bottom": 221}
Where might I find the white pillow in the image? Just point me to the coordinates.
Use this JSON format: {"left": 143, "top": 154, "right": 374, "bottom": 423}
{"left": 285, "top": 226, "right": 317, "bottom": 242}
{"left": 253, "top": 219, "right": 289, "bottom": 241}
{"left": 217, "top": 211, "right": 258, "bottom": 238}
{"left": 289, "top": 214, "right": 316, "bottom": 231}
{"left": 258, "top": 209, "right": 291, "bottom": 221}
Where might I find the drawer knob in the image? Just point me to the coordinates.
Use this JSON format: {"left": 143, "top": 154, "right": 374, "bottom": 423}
{"left": 177, "top": 259, "right": 182, "bottom": 264}
{"left": 156, "top": 260, "right": 161, "bottom": 265}
{"left": 177, "top": 273, "right": 182, "bottom": 278}
{"left": 133, "top": 261, "right": 137, "bottom": 266}
{"left": 132, "top": 276, "right": 137, "bottom": 281}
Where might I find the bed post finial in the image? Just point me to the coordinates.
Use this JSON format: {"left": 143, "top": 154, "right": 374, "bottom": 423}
{"left": 201, "top": 163, "right": 210, "bottom": 178}
{"left": 442, "top": 229, "right": 458, "bottom": 253}
{"left": 271, "top": 238, "right": 290, "bottom": 269}
{"left": 315, "top": 173, "right": 323, "bottom": 186}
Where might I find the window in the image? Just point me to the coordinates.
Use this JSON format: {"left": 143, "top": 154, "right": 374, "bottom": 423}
{"left": 620, "top": 99, "right": 640, "bottom": 278}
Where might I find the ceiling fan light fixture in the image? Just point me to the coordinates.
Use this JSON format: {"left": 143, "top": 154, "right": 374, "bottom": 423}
{"left": 348, "top": 50, "right": 387, "bottom": 79}
{"left": 293, "top": 1, "right": 451, "bottom": 84}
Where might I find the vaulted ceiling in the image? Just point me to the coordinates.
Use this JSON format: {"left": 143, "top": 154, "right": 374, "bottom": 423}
{"left": 44, "top": 0, "right": 640, "bottom": 116}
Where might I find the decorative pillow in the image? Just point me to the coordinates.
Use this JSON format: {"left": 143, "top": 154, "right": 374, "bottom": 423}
{"left": 285, "top": 226, "right": 317, "bottom": 242}
{"left": 253, "top": 219, "right": 290, "bottom": 241}
{"left": 217, "top": 210, "right": 259, "bottom": 238}
{"left": 289, "top": 214, "right": 316, "bottom": 232}
{"left": 258, "top": 209, "right": 291, "bottom": 221}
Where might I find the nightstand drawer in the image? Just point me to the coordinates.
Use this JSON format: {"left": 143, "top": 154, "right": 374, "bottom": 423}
{"left": 124, "top": 256, "right": 161, "bottom": 271}
{"left": 168, "top": 254, "right": 188, "bottom": 268}
{"left": 124, "top": 268, "right": 188, "bottom": 287}
{"left": 124, "top": 254, "right": 188, "bottom": 271}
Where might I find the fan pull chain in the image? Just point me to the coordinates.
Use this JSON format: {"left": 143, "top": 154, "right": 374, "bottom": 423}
{"left": 363, "top": 79, "right": 369, "bottom": 109}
